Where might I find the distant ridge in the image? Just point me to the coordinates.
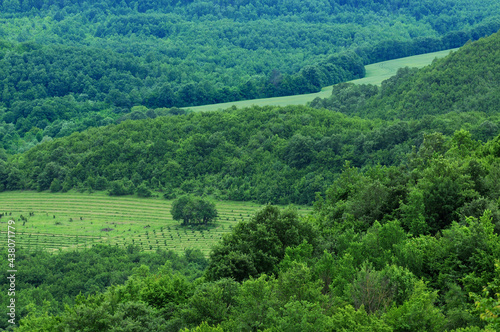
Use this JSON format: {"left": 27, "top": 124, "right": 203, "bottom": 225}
{"left": 183, "top": 48, "right": 458, "bottom": 112}
{"left": 312, "top": 30, "right": 500, "bottom": 120}
{"left": 3, "top": 31, "right": 500, "bottom": 204}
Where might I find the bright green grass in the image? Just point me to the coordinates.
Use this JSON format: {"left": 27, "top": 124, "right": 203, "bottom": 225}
{"left": 184, "top": 48, "right": 459, "bottom": 112}
{"left": 348, "top": 48, "right": 459, "bottom": 86}
{"left": 0, "top": 191, "right": 313, "bottom": 255}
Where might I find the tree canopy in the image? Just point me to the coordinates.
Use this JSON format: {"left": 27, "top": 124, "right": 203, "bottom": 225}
{"left": 0, "top": 0, "right": 499, "bottom": 153}
{"left": 171, "top": 195, "right": 218, "bottom": 225}
{"left": 3, "top": 2, "right": 500, "bottom": 331}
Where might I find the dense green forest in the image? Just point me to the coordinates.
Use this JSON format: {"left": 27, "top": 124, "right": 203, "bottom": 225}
{"left": 309, "top": 30, "right": 500, "bottom": 121}
{"left": 3, "top": 104, "right": 500, "bottom": 205}
{"left": 0, "top": 245, "right": 208, "bottom": 330}
{"left": 2, "top": 1, "right": 500, "bottom": 331}
{"left": 8, "top": 144, "right": 500, "bottom": 330}
{"left": 1, "top": 0, "right": 500, "bottom": 153}
{"left": 3, "top": 31, "right": 500, "bottom": 204}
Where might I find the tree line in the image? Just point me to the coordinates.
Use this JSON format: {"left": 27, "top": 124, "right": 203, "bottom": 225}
{"left": 311, "top": 30, "right": 500, "bottom": 121}
{"left": 3, "top": 31, "right": 500, "bottom": 205}
{"left": 0, "top": 245, "right": 208, "bottom": 330}
{"left": 0, "top": 0, "right": 499, "bottom": 155}
{"left": 2, "top": 104, "right": 499, "bottom": 206}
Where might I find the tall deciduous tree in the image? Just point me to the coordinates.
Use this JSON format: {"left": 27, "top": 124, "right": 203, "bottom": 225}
{"left": 206, "top": 205, "right": 317, "bottom": 282}
{"left": 170, "top": 196, "right": 218, "bottom": 225}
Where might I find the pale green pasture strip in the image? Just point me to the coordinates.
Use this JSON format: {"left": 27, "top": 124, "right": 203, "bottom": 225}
{"left": 183, "top": 48, "right": 458, "bottom": 112}
{"left": 183, "top": 89, "right": 333, "bottom": 112}
{"left": 1, "top": 201, "right": 172, "bottom": 211}
{"left": 2, "top": 196, "right": 172, "bottom": 209}
{"left": 2, "top": 206, "right": 171, "bottom": 216}
{"left": 348, "top": 48, "right": 459, "bottom": 86}
{"left": 6, "top": 209, "right": 170, "bottom": 219}
{"left": 0, "top": 231, "right": 100, "bottom": 239}
{"left": 2, "top": 208, "right": 169, "bottom": 217}
{"left": 3, "top": 205, "right": 170, "bottom": 215}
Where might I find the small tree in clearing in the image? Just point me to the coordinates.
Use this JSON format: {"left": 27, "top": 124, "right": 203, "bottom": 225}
{"left": 171, "top": 196, "right": 218, "bottom": 226}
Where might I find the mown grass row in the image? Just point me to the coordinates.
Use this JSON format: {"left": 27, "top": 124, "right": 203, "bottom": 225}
{"left": 0, "top": 191, "right": 312, "bottom": 255}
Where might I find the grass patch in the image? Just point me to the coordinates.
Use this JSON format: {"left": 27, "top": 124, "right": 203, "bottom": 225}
{"left": 184, "top": 48, "right": 458, "bottom": 112}
{"left": 348, "top": 48, "right": 459, "bottom": 86}
{"left": 0, "top": 191, "right": 312, "bottom": 255}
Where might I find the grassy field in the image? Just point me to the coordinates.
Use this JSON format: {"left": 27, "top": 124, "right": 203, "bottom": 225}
{"left": 184, "top": 48, "right": 459, "bottom": 112}
{"left": 0, "top": 191, "right": 313, "bottom": 256}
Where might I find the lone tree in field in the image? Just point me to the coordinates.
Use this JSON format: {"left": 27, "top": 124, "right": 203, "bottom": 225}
{"left": 170, "top": 196, "right": 218, "bottom": 225}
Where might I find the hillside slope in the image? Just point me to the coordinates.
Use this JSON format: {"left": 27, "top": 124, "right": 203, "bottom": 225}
{"left": 1, "top": 0, "right": 500, "bottom": 154}
{"left": 3, "top": 32, "right": 500, "bottom": 204}
{"left": 311, "top": 30, "right": 500, "bottom": 120}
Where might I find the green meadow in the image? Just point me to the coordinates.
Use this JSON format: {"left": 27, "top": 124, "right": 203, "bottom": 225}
{"left": 184, "top": 48, "right": 459, "bottom": 112}
{"left": 348, "top": 48, "right": 460, "bottom": 85}
{"left": 0, "top": 191, "right": 312, "bottom": 255}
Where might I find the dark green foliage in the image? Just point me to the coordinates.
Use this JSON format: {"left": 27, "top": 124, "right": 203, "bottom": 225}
{"left": 136, "top": 181, "right": 152, "bottom": 197}
{"left": 140, "top": 266, "right": 193, "bottom": 309}
{"left": 10, "top": 196, "right": 500, "bottom": 331}
{"left": 470, "top": 261, "right": 500, "bottom": 331}
{"left": 5, "top": 3, "right": 500, "bottom": 331}
{"left": 171, "top": 195, "right": 218, "bottom": 225}
{"left": 284, "top": 134, "right": 315, "bottom": 169}
{"left": 108, "top": 179, "right": 135, "bottom": 196}
{"left": 383, "top": 280, "right": 446, "bottom": 332}
{"left": 1, "top": 0, "right": 499, "bottom": 153}
{"left": 0, "top": 106, "right": 368, "bottom": 202}
{"left": 6, "top": 101, "right": 500, "bottom": 203}
{"left": 0, "top": 245, "right": 207, "bottom": 330}
{"left": 49, "top": 178, "right": 62, "bottom": 192}
{"left": 182, "top": 278, "right": 239, "bottom": 327}
{"left": 206, "top": 205, "right": 317, "bottom": 282}
{"left": 312, "top": 31, "right": 500, "bottom": 122}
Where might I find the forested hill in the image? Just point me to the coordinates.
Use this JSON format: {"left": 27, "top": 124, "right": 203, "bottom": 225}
{"left": 4, "top": 3, "right": 500, "bottom": 330}
{"left": 3, "top": 31, "right": 500, "bottom": 205}
{"left": 1, "top": 0, "right": 500, "bottom": 154}
{"left": 311, "top": 29, "right": 500, "bottom": 120}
